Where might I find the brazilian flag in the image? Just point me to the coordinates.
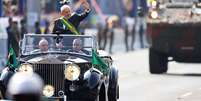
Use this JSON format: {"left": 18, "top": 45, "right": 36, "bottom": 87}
{"left": 92, "top": 49, "right": 109, "bottom": 75}
{"left": 6, "top": 47, "right": 19, "bottom": 69}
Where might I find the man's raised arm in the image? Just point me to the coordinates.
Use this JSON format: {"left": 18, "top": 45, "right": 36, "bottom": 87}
{"left": 80, "top": 0, "right": 91, "bottom": 12}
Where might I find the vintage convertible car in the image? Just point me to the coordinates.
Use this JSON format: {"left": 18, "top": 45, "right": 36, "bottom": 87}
{"left": 0, "top": 34, "right": 119, "bottom": 101}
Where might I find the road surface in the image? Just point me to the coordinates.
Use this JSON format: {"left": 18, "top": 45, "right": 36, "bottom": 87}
{"left": 112, "top": 49, "right": 201, "bottom": 101}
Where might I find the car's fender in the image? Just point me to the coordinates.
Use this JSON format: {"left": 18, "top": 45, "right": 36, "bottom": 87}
{"left": 84, "top": 68, "right": 103, "bottom": 89}
{"left": 0, "top": 67, "right": 14, "bottom": 86}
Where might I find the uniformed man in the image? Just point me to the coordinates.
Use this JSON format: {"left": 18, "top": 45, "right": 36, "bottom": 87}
{"left": 52, "top": 0, "right": 91, "bottom": 35}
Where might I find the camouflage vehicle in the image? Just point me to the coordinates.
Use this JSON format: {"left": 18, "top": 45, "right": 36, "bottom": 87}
{"left": 147, "top": 0, "right": 201, "bottom": 74}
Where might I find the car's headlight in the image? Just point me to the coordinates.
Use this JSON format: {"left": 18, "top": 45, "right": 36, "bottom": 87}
{"left": 150, "top": 11, "right": 158, "bottom": 19}
{"left": 18, "top": 63, "right": 33, "bottom": 73}
{"left": 64, "top": 64, "right": 80, "bottom": 81}
{"left": 43, "top": 85, "right": 55, "bottom": 97}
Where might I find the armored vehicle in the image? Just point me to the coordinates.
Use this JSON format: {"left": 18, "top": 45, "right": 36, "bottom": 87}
{"left": 147, "top": 0, "right": 201, "bottom": 74}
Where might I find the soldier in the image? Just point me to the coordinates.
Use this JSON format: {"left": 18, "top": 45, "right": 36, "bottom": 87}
{"left": 102, "top": 16, "right": 118, "bottom": 54}
{"left": 135, "top": 0, "right": 149, "bottom": 48}
{"left": 52, "top": 0, "right": 91, "bottom": 35}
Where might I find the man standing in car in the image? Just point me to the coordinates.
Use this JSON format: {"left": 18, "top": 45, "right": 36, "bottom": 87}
{"left": 52, "top": 0, "right": 91, "bottom": 35}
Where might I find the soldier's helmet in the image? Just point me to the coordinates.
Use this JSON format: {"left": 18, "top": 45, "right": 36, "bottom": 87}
{"left": 7, "top": 72, "right": 44, "bottom": 101}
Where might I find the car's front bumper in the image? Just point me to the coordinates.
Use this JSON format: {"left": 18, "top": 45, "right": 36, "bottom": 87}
{"left": 65, "top": 85, "right": 99, "bottom": 101}
{"left": 44, "top": 91, "right": 98, "bottom": 101}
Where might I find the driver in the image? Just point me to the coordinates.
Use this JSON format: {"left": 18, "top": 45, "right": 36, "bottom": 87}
{"left": 38, "top": 39, "right": 49, "bottom": 52}
{"left": 68, "top": 38, "right": 89, "bottom": 55}
{"left": 31, "top": 38, "right": 49, "bottom": 53}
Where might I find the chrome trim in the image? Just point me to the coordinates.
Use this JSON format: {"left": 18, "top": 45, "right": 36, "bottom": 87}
{"left": 33, "top": 64, "right": 65, "bottom": 97}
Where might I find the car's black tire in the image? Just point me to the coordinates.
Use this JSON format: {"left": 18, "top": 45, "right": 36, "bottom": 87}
{"left": 92, "top": 85, "right": 106, "bottom": 101}
{"left": 0, "top": 81, "right": 6, "bottom": 99}
{"left": 108, "top": 84, "right": 119, "bottom": 101}
{"left": 149, "top": 48, "right": 168, "bottom": 74}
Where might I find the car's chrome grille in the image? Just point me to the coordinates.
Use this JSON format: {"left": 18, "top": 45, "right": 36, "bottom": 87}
{"left": 33, "top": 64, "right": 65, "bottom": 97}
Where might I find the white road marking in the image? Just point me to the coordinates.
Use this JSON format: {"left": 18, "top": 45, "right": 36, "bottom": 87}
{"left": 178, "top": 92, "right": 193, "bottom": 99}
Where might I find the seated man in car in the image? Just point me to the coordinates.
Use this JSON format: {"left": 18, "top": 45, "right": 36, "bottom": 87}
{"left": 32, "top": 39, "right": 49, "bottom": 53}
{"left": 67, "top": 38, "right": 90, "bottom": 55}
{"left": 39, "top": 39, "right": 49, "bottom": 52}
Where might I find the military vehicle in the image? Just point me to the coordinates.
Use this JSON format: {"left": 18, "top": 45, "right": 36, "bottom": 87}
{"left": 147, "top": 0, "right": 201, "bottom": 74}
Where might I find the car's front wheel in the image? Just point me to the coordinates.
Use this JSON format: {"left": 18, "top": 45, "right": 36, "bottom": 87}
{"left": 149, "top": 48, "right": 168, "bottom": 74}
{"left": 108, "top": 84, "right": 119, "bottom": 101}
{"left": 0, "top": 84, "right": 6, "bottom": 99}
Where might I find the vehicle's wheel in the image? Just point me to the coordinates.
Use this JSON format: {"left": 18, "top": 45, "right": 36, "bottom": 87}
{"left": 0, "top": 82, "right": 6, "bottom": 99}
{"left": 108, "top": 84, "right": 119, "bottom": 101}
{"left": 117, "top": 85, "right": 119, "bottom": 99}
{"left": 149, "top": 48, "right": 168, "bottom": 74}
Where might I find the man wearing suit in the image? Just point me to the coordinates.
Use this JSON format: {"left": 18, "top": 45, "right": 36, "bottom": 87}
{"left": 52, "top": 0, "right": 91, "bottom": 35}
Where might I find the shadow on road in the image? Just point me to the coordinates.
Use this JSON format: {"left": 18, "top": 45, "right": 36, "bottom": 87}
{"left": 163, "top": 73, "right": 201, "bottom": 77}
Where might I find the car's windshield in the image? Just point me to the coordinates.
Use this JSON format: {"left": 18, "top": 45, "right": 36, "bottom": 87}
{"left": 21, "top": 34, "right": 95, "bottom": 56}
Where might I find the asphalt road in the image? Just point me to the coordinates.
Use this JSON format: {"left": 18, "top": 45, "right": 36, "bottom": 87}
{"left": 112, "top": 49, "right": 201, "bottom": 101}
